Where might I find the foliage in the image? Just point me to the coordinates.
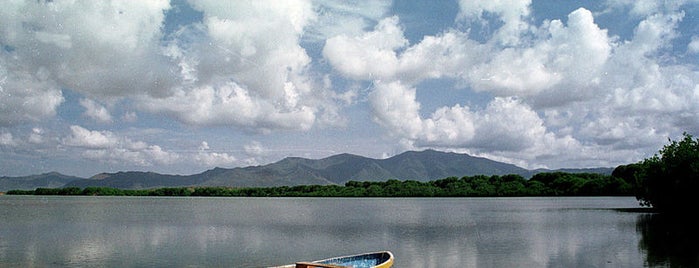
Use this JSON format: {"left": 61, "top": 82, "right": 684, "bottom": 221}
{"left": 6, "top": 172, "right": 633, "bottom": 198}
{"left": 5, "top": 189, "right": 35, "bottom": 195}
{"left": 631, "top": 133, "right": 699, "bottom": 212}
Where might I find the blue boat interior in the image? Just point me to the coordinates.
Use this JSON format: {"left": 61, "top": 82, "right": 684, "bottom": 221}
{"left": 317, "top": 252, "right": 391, "bottom": 268}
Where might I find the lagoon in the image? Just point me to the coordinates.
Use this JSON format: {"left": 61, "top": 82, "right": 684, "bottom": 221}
{"left": 0, "top": 196, "right": 692, "bottom": 267}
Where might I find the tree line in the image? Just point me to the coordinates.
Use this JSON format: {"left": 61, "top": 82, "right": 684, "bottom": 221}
{"left": 6, "top": 133, "right": 698, "bottom": 215}
{"left": 6, "top": 172, "right": 633, "bottom": 197}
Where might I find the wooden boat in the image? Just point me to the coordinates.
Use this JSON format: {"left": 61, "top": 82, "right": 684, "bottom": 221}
{"left": 271, "top": 251, "right": 394, "bottom": 268}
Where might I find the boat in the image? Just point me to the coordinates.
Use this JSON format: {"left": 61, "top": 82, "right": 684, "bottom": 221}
{"left": 271, "top": 251, "right": 394, "bottom": 268}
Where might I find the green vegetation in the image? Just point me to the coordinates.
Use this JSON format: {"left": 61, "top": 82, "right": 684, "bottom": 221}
{"left": 617, "top": 133, "right": 699, "bottom": 213}
{"left": 6, "top": 172, "right": 633, "bottom": 197}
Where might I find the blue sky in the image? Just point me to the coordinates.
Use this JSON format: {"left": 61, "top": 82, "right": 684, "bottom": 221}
{"left": 1, "top": 0, "right": 698, "bottom": 177}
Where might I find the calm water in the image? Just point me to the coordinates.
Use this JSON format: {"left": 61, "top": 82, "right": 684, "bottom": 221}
{"left": 0, "top": 196, "right": 695, "bottom": 267}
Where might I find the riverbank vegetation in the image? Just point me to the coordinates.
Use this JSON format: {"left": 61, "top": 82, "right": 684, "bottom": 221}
{"left": 6, "top": 171, "right": 633, "bottom": 197}
{"left": 616, "top": 133, "right": 699, "bottom": 213}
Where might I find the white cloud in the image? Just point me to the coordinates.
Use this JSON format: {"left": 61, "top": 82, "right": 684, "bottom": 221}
{"left": 244, "top": 141, "right": 266, "bottom": 157}
{"left": 0, "top": 59, "right": 64, "bottom": 126}
{"left": 139, "top": 82, "right": 316, "bottom": 132}
{"left": 470, "top": 97, "right": 548, "bottom": 151}
{"left": 627, "top": 0, "right": 663, "bottom": 16}
{"left": 603, "top": 0, "right": 687, "bottom": 17}
{"left": 689, "top": 36, "right": 699, "bottom": 54}
{"left": 28, "top": 128, "right": 44, "bottom": 144}
{"left": 599, "top": 10, "right": 694, "bottom": 116}
{"left": 138, "top": 0, "right": 339, "bottom": 131}
{"left": 0, "top": 132, "right": 18, "bottom": 147}
{"left": 325, "top": 8, "right": 612, "bottom": 100}
{"left": 626, "top": 12, "right": 683, "bottom": 56}
{"left": 323, "top": 16, "right": 408, "bottom": 80}
{"left": 0, "top": 0, "right": 350, "bottom": 133}
{"left": 369, "top": 81, "right": 425, "bottom": 141}
{"left": 64, "top": 125, "right": 118, "bottom": 149}
{"left": 0, "top": 0, "right": 175, "bottom": 99}
{"left": 1, "top": 0, "right": 698, "bottom": 174}
{"left": 326, "top": 11, "right": 587, "bottom": 165}
{"left": 122, "top": 111, "right": 138, "bottom": 123}
{"left": 304, "top": 0, "right": 391, "bottom": 42}
{"left": 324, "top": 17, "right": 485, "bottom": 83}
{"left": 195, "top": 141, "right": 236, "bottom": 167}
{"left": 395, "top": 30, "right": 484, "bottom": 83}
{"left": 80, "top": 99, "right": 113, "bottom": 123}
{"left": 369, "top": 81, "right": 571, "bottom": 158}
{"left": 63, "top": 125, "right": 180, "bottom": 166}
{"left": 34, "top": 31, "right": 73, "bottom": 49}
{"left": 456, "top": 0, "right": 533, "bottom": 45}
{"left": 327, "top": 2, "right": 698, "bottom": 169}
{"left": 238, "top": 141, "right": 269, "bottom": 166}
{"left": 142, "top": 144, "right": 180, "bottom": 165}
{"left": 469, "top": 8, "right": 612, "bottom": 102}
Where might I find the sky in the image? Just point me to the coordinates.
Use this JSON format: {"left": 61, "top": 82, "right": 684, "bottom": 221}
{"left": 1, "top": 0, "right": 698, "bottom": 178}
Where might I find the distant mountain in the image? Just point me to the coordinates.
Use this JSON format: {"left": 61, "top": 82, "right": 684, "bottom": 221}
{"left": 66, "top": 171, "right": 201, "bottom": 189}
{"left": 378, "top": 150, "right": 529, "bottom": 180}
{"left": 3, "top": 150, "right": 615, "bottom": 191}
{"left": 527, "top": 167, "right": 616, "bottom": 177}
{"left": 0, "top": 172, "right": 83, "bottom": 192}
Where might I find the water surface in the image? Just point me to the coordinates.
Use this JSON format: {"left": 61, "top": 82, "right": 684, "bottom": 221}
{"left": 0, "top": 196, "right": 689, "bottom": 267}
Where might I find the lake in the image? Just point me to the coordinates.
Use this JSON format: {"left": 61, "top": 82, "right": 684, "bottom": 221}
{"left": 0, "top": 196, "right": 695, "bottom": 267}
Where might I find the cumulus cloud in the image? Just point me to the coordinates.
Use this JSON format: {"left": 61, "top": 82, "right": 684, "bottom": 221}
{"left": 63, "top": 125, "right": 179, "bottom": 166}
{"left": 80, "top": 99, "right": 113, "bottom": 123}
{"left": 304, "top": 0, "right": 392, "bottom": 42}
{"left": 369, "top": 81, "right": 572, "bottom": 158}
{"left": 470, "top": 8, "right": 612, "bottom": 102}
{"left": 626, "top": 11, "right": 683, "bottom": 56}
{"left": 53, "top": 125, "right": 241, "bottom": 170}
{"left": 139, "top": 81, "right": 316, "bottom": 132}
{"left": 28, "top": 128, "right": 45, "bottom": 144}
{"left": 243, "top": 141, "right": 266, "bottom": 157}
{"left": 325, "top": 1, "right": 699, "bottom": 168}
{"left": 138, "top": 0, "right": 339, "bottom": 131}
{"left": 0, "top": 132, "right": 18, "bottom": 147}
{"left": 689, "top": 36, "right": 699, "bottom": 54}
{"left": 0, "top": 0, "right": 343, "bottom": 133}
{"left": 456, "top": 0, "right": 532, "bottom": 45}
{"left": 195, "top": 141, "right": 236, "bottom": 167}
{"left": 1, "top": 128, "right": 57, "bottom": 154}
{"left": 326, "top": 8, "right": 611, "bottom": 96}
{"left": 236, "top": 141, "right": 269, "bottom": 166}
{"left": 0, "top": 58, "right": 64, "bottom": 126}
{"left": 324, "top": 16, "right": 485, "bottom": 83}
{"left": 323, "top": 16, "right": 408, "bottom": 80}
{"left": 604, "top": 0, "right": 688, "bottom": 17}
{"left": 369, "top": 81, "right": 426, "bottom": 141}
{"left": 0, "top": 0, "right": 174, "bottom": 129}
{"left": 0, "top": 0, "right": 175, "bottom": 99}
{"left": 122, "top": 111, "right": 138, "bottom": 123}
{"left": 598, "top": 10, "right": 695, "bottom": 118}
{"left": 469, "top": 97, "right": 549, "bottom": 151}
{"left": 63, "top": 125, "right": 118, "bottom": 149}
{"left": 325, "top": 9, "right": 612, "bottom": 101}
{"left": 1, "top": 0, "right": 698, "bottom": 173}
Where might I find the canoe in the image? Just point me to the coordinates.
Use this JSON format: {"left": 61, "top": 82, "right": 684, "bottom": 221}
{"left": 271, "top": 251, "right": 394, "bottom": 268}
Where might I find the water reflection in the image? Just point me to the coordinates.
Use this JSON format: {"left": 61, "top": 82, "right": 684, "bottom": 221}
{"left": 2, "top": 196, "right": 682, "bottom": 267}
{"left": 637, "top": 213, "right": 699, "bottom": 267}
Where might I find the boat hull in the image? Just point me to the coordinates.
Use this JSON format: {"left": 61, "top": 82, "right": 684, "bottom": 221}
{"left": 271, "top": 251, "right": 393, "bottom": 268}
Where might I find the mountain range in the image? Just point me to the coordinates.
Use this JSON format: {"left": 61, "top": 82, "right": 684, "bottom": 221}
{"left": 0, "top": 149, "right": 614, "bottom": 191}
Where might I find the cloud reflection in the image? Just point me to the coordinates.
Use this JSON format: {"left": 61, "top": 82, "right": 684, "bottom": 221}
{"left": 1, "top": 196, "right": 653, "bottom": 267}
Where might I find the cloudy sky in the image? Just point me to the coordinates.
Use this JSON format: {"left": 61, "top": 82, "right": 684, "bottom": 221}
{"left": 1, "top": 0, "right": 698, "bottom": 178}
